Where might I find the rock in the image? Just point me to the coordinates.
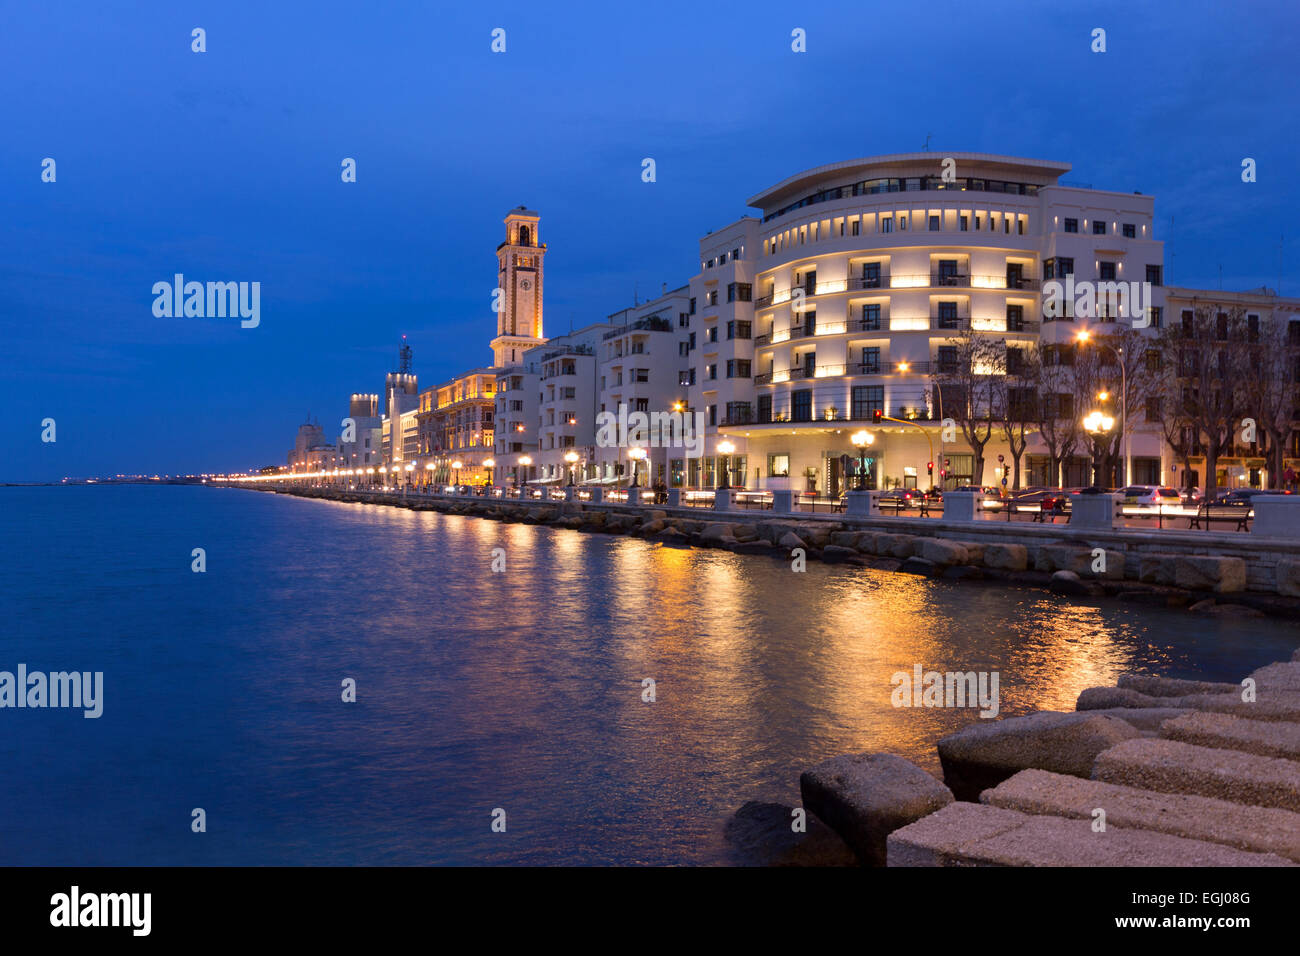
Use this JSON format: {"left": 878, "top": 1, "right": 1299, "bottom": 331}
{"left": 732, "top": 524, "right": 759, "bottom": 542}
{"left": 982, "top": 543, "right": 1028, "bottom": 571}
{"left": 1049, "top": 570, "right": 1092, "bottom": 596}
{"left": 722, "top": 800, "right": 857, "bottom": 867}
{"left": 821, "top": 544, "right": 859, "bottom": 564}
{"left": 799, "top": 753, "right": 954, "bottom": 866}
{"left": 981, "top": 768, "right": 1300, "bottom": 863}
{"left": 1174, "top": 555, "right": 1247, "bottom": 593}
{"left": 1250, "top": 661, "right": 1300, "bottom": 691}
{"left": 873, "top": 534, "right": 915, "bottom": 559}
{"left": 1276, "top": 559, "right": 1300, "bottom": 598}
{"left": 1116, "top": 675, "right": 1237, "bottom": 697}
{"left": 650, "top": 527, "right": 689, "bottom": 544}
{"left": 942, "top": 565, "right": 984, "bottom": 581}
{"left": 729, "top": 540, "right": 778, "bottom": 556}
{"left": 920, "top": 539, "right": 968, "bottom": 566}
{"left": 1195, "top": 602, "right": 1264, "bottom": 617}
{"left": 1137, "top": 554, "right": 1178, "bottom": 585}
{"left": 699, "top": 522, "right": 736, "bottom": 546}
{"left": 900, "top": 557, "right": 938, "bottom": 576}
{"left": 1093, "top": 738, "right": 1300, "bottom": 811}
{"left": 886, "top": 801, "right": 1293, "bottom": 867}
{"left": 936, "top": 711, "right": 1143, "bottom": 801}
{"left": 639, "top": 518, "right": 666, "bottom": 535}
{"left": 1161, "top": 711, "right": 1300, "bottom": 761}
{"left": 1075, "top": 706, "right": 1192, "bottom": 733}
{"left": 830, "top": 531, "right": 862, "bottom": 549}
{"left": 1035, "top": 545, "right": 1092, "bottom": 575}
{"left": 778, "top": 532, "right": 807, "bottom": 552}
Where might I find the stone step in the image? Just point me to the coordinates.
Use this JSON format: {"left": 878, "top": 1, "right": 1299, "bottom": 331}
{"left": 982, "top": 768, "right": 1300, "bottom": 862}
{"left": 1159, "top": 711, "right": 1300, "bottom": 761}
{"left": 936, "top": 711, "right": 1142, "bottom": 801}
{"left": 1117, "top": 674, "right": 1238, "bottom": 697}
{"left": 1092, "top": 738, "right": 1300, "bottom": 811}
{"left": 1249, "top": 661, "right": 1300, "bottom": 692}
{"left": 1078, "top": 685, "right": 1300, "bottom": 723}
{"left": 886, "top": 802, "right": 1293, "bottom": 867}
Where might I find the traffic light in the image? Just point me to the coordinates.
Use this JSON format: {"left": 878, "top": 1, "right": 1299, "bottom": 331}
{"left": 872, "top": 409, "right": 883, "bottom": 423}
{"left": 927, "top": 461, "right": 934, "bottom": 476}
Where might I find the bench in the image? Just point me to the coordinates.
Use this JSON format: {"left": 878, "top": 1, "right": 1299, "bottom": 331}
{"left": 1188, "top": 502, "right": 1250, "bottom": 532}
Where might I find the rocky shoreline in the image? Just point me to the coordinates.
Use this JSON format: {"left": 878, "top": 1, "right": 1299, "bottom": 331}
{"left": 229, "top": 484, "right": 1300, "bottom": 619}
{"left": 723, "top": 653, "right": 1300, "bottom": 867}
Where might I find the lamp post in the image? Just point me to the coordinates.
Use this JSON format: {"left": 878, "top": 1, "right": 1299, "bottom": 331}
{"left": 425, "top": 462, "right": 435, "bottom": 493}
{"left": 717, "top": 440, "right": 735, "bottom": 490}
{"left": 405, "top": 462, "right": 415, "bottom": 491}
{"left": 452, "top": 460, "right": 463, "bottom": 489}
{"left": 1077, "top": 330, "right": 1128, "bottom": 486}
{"left": 850, "top": 429, "right": 875, "bottom": 490}
{"left": 628, "top": 447, "right": 647, "bottom": 488}
{"left": 1083, "top": 410, "right": 1115, "bottom": 488}
{"left": 483, "top": 457, "right": 495, "bottom": 491}
{"left": 564, "top": 450, "right": 580, "bottom": 486}
{"left": 518, "top": 455, "right": 532, "bottom": 494}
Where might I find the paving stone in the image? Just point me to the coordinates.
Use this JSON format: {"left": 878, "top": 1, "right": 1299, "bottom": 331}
{"left": 980, "top": 768, "right": 1300, "bottom": 862}
{"left": 887, "top": 801, "right": 1293, "bottom": 867}
{"left": 937, "top": 711, "right": 1142, "bottom": 801}
{"left": 1160, "top": 710, "right": 1300, "bottom": 761}
{"left": 799, "top": 753, "right": 954, "bottom": 866}
{"left": 1092, "top": 738, "right": 1300, "bottom": 811}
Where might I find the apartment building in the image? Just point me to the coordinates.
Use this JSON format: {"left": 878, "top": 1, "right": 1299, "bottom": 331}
{"left": 417, "top": 369, "right": 496, "bottom": 486}
{"left": 596, "top": 286, "right": 691, "bottom": 487}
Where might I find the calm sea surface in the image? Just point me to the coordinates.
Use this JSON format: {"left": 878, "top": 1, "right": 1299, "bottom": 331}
{"left": 2, "top": 485, "right": 1297, "bottom": 865}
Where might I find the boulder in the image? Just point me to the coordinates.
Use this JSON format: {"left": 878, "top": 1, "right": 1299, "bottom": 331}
{"left": 874, "top": 534, "right": 916, "bottom": 559}
{"left": 936, "top": 710, "right": 1143, "bottom": 801}
{"left": 1174, "top": 555, "right": 1247, "bottom": 593}
{"left": 920, "top": 539, "right": 968, "bottom": 566}
{"left": 821, "top": 545, "right": 859, "bottom": 564}
{"left": 699, "top": 522, "right": 736, "bottom": 546}
{"left": 799, "top": 753, "right": 954, "bottom": 866}
{"left": 1276, "top": 559, "right": 1300, "bottom": 598}
{"left": 722, "top": 801, "right": 857, "bottom": 867}
{"left": 1138, "top": 554, "right": 1179, "bottom": 586}
{"left": 982, "top": 543, "right": 1028, "bottom": 571}
{"left": 732, "top": 524, "right": 760, "bottom": 543}
{"left": 1034, "top": 545, "right": 1093, "bottom": 575}
{"left": 900, "top": 557, "right": 939, "bottom": 576}
{"left": 1049, "top": 570, "right": 1093, "bottom": 596}
{"left": 1116, "top": 674, "right": 1237, "bottom": 697}
{"left": 778, "top": 532, "right": 807, "bottom": 552}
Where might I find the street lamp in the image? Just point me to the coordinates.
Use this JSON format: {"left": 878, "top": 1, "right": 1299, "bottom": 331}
{"left": 1083, "top": 410, "right": 1115, "bottom": 488}
{"left": 628, "top": 447, "right": 647, "bottom": 488}
{"left": 452, "top": 460, "right": 463, "bottom": 487}
{"left": 564, "top": 450, "right": 580, "bottom": 485}
{"left": 850, "top": 429, "right": 875, "bottom": 490}
{"left": 483, "top": 457, "right": 495, "bottom": 488}
{"left": 716, "top": 440, "right": 735, "bottom": 489}
{"left": 1077, "top": 330, "right": 1128, "bottom": 486}
{"left": 518, "top": 455, "right": 533, "bottom": 492}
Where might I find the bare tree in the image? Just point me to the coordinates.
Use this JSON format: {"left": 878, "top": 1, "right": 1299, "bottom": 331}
{"left": 1032, "top": 344, "right": 1081, "bottom": 487}
{"left": 1243, "top": 313, "right": 1299, "bottom": 487}
{"left": 933, "top": 327, "right": 1002, "bottom": 488}
{"left": 1156, "top": 306, "right": 1252, "bottom": 500}
{"left": 995, "top": 341, "right": 1041, "bottom": 490}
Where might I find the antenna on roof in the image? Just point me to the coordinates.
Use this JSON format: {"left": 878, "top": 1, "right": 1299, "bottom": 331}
{"left": 922, "top": 133, "right": 933, "bottom": 152}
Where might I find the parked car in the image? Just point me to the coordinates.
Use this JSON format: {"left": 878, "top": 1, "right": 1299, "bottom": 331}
{"left": 877, "top": 488, "right": 929, "bottom": 511}
{"left": 1216, "top": 488, "right": 1292, "bottom": 508}
{"left": 1119, "top": 485, "right": 1183, "bottom": 507}
{"left": 1179, "top": 487, "right": 1203, "bottom": 507}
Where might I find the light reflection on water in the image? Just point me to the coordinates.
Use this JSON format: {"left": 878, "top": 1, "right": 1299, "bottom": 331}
{"left": 1, "top": 485, "right": 1297, "bottom": 866}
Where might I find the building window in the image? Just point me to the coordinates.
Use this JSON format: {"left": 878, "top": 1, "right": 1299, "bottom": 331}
{"left": 959, "top": 215, "right": 968, "bottom": 231}
{"left": 767, "top": 453, "right": 790, "bottom": 477}
{"left": 1146, "top": 265, "right": 1162, "bottom": 286}
{"left": 706, "top": 364, "right": 717, "bottom": 380}
{"left": 726, "top": 359, "right": 752, "bottom": 378}
{"left": 727, "top": 320, "right": 752, "bottom": 339}
{"left": 1122, "top": 223, "right": 1136, "bottom": 238}
{"left": 862, "top": 303, "right": 881, "bottom": 330}
{"left": 1148, "top": 306, "right": 1163, "bottom": 329}
{"left": 634, "top": 369, "right": 649, "bottom": 383}
{"left": 1007, "top": 304, "right": 1025, "bottom": 331}
{"left": 851, "top": 219, "right": 860, "bottom": 236}
{"left": 899, "top": 215, "right": 908, "bottom": 230}
{"left": 852, "top": 385, "right": 884, "bottom": 419}
{"left": 678, "top": 312, "right": 689, "bottom": 328}
{"left": 1093, "top": 220, "right": 1107, "bottom": 235}
{"left": 707, "top": 326, "right": 718, "bottom": 343}
{"left": 1099, "top": 261, "right": 1117, "bottom": 281}
{"left": 791, "top": 390, "right": 812, "bottom": 422}
{"left": 881, "top": 216, "right": 893, "bottom": 233}
{"left": 706, "top": 290, "right": 718, "bottom": 306}
{"left": 860, "top": 347, "right": 880, "bottom": 374}
{"left": 863, "top": 262, "right": 882, "bottom": 288}
{"left": 757, "top": 395, "right": 772, "bottom": 424}
{"left": 937, "top": 345, "right": 959, "bottom": 373}
{"left": 689, "top": 297, "right": 696, "bottom": 314}
{"left": 929, "top": 215, "right": 940, "bottom": 231}
{"left": 1064, "top": 218, "right": 1078, "bottom": 233}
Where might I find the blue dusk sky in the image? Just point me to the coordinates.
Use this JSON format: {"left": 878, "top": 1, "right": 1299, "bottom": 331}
{"left": 2, "top": 0, "right": 1296, "bottom": 481}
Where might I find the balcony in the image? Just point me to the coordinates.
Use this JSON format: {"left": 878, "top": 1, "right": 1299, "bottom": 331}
{"left": 930, "top": 312, "right": 972, "bottom": 331}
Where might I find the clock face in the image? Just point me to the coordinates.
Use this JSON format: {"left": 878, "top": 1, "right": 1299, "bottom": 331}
{"left": 520, "top": 279, "right": 532, "bottom": 291}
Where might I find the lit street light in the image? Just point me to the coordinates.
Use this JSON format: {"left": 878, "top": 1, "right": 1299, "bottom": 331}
{"left": 1083, "top": 410, "right": 1116, "bottom": 488}
{"left": 627, "top": 447, "right": 647, "bottom": 488}
{"left": 716, "top": 440, "right": 735, "bottom": 490}
{"left": 1077, "top": 329, "right": 1128, "bottom": 486}
{"left": 850, "top": 429, "right": 875, "bottom": 490}
{"left": 564, "top": 450, "right": 580, "bottom": 486}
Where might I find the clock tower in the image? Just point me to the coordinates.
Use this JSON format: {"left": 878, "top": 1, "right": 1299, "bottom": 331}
{"left": 490, "top": 206, "right": 548, "bottom": 367}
